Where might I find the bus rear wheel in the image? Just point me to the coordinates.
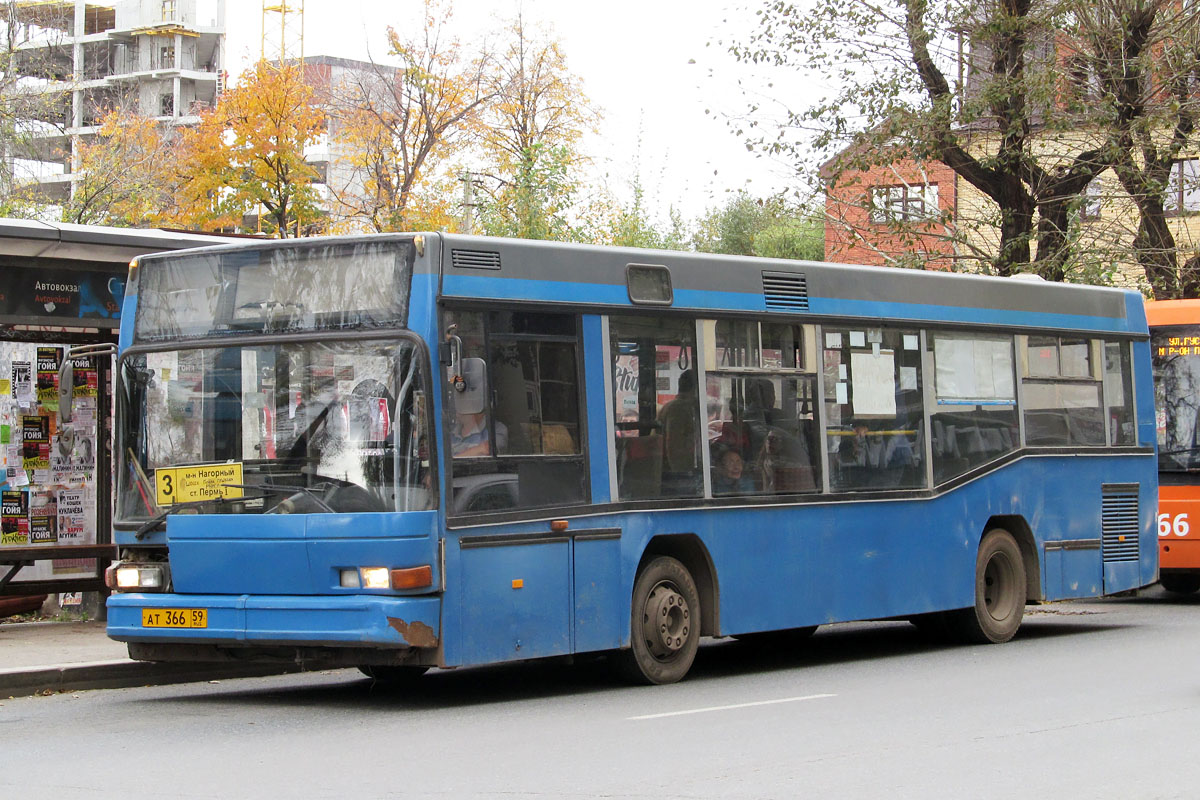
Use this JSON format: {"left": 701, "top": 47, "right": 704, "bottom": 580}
{"left": 1160, "top": 573, "right": 1200, "bottom": 595}
{"left": 946, "top": 528, "right": 1026, "bottom": 644}
{"left": 618, "top": 556, "right": 701, "bottom": 685}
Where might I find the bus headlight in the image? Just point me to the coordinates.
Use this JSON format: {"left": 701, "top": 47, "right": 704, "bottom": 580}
{"left": 360, "top": 567, "right": 390, "bottom": 589}
{"left": 343, "top": 565, "right": 434, "bottom": 590}
{"left": 106, "top": 563, "right": 167, "bottom": 591}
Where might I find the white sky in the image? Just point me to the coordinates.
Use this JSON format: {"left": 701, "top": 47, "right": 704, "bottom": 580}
{"left": 221, "top": 0, "right": 806, "bottom": 222}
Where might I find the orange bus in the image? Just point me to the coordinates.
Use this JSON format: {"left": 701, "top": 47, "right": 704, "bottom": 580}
{"left": 1148, "top": 299, "right": 1200, "bottom": 593}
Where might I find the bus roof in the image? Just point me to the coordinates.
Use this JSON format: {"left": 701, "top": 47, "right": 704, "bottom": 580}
{"left": 1145, "top": 298, "right": 1200, "bottom": 327}
{"left": 135, "top": 233, "right": 1146, "bottom": 337}
{"left": 437, "top": 234, "right": 1143, "bottom": 336}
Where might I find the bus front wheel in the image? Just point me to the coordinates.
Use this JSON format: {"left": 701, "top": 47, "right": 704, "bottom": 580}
{"left": 947, "top": 528, "right": 1026, "bottom": 644}
{"left": 619, "top": 556, "right": 701, "bottom": 685}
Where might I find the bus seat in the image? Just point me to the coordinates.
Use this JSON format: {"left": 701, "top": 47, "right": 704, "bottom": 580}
{"left": 540, "top": 423, "right": 576, "bottom": 454}
{"left": 774, "top": 465, "right": 816, "bottom": 492}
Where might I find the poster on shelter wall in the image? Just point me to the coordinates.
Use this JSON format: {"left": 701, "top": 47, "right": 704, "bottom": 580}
{"left": 1, "top": 489, "right": 29, "bottom": 545}
{"left": 22, "top": 415, "right": 50, "bottom": 483}
{"left": 56, "top": 489, "right": 87, "bottom": 544}
{"left": 11, "top": 361, "right": 31, "bottom": 405}
{"left": 29, "top": 491, "right": 56, "bottom": 545}
{"left": 35, "top": 347, "right": 62, "bottom": 411}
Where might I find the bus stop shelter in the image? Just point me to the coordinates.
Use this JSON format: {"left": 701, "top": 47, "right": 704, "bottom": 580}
{"left": 0, "top": 219, "right": 235, "bottom": 605}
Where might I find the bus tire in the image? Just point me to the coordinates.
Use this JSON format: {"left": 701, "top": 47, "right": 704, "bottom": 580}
{"left": 946, "top": 528, "right": 1025, "bottom": 644}
{"left": 1160, "top": 573, "right": 1200, "bottom": 595}
{"left": 618, "top": 556, "right": 701, "bottom": 685}
{"left": 357, "top": 664, "right": 429, "bottom": 684}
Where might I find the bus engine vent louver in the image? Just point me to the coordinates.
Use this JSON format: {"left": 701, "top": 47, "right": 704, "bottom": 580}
{"left": 1101, "top": 484, "right": 1140, "bottom": 563}
{"left": 762, "top": 271, "right": 809, "bottom": 310}
{"left": 452, "top": 249, "right": 502, "bottom": 270}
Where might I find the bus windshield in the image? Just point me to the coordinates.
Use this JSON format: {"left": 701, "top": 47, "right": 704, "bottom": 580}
{"left": 133, "top": 239, "right": 412, "bottom": 341}
{"left": 117, "top": 337, "right": 432, "bottom": 521}
{"left": 1153, "top": 325, "right": 1200, "bottom": 472}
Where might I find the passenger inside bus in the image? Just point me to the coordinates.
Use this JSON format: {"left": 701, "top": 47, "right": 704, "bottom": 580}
{"left": 451, "top": 410, "right": 507, "bottom": 457}
{"left": 658, "top": 369, "right": 702, "bottom": 495}
{"left": 711, "top": 445, "right": 755, "bottom": 495}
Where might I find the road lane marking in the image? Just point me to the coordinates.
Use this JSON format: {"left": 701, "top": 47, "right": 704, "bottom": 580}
{"left": 628, "top": 693, "right": 836, "bottom": 720}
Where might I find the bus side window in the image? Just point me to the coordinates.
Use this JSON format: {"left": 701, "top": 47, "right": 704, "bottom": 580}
{"left": 1020, "top": 336, "right": 1105, "bottom": 446}
{"left": 930, "top": 332, "right": 1019, "bottom": 484}
{"left": 446, "top": 309, "right": 588, "bottom": 513}
{"left": 610, "top": 316, "right": 701, "bottom": 500}
{"left": 1104, "top": 341, "right": 1135, "bottom": 446}
{"left": 823, "top": 327, "right": 925, "bottom": 492}
{"left": 704, "top": 321, "right": 819, "bottom": 496}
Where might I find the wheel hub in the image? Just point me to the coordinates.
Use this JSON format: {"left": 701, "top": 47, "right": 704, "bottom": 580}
{"left": 983, "top": 552, "right": 1016, "bottom": 620}
{"left": 642, "top": 581, "right": 690, "bottom": 659}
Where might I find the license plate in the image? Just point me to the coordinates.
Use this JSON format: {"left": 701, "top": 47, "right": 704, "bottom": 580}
{"left": 142, "top": 608, "right": 207, "bottom": 628}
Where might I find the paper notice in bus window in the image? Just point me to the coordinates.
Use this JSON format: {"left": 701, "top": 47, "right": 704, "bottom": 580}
{"left": 835, "top": 382, "right": 848, "bottom": 405}
{"left": 825, "top": 333, "right": 843, "bottom": 349}
{"left": 155, "top": 463, "right": 244, "bottom": 506}
{"left": 903, "top": 335, "right": 919, "bottom": 351}
{"left": 850, "top": 350, "right": 896, "bottom": 417}
{"left": 935, "top": 336, "right": 1014, "bottom": 401}
{"left": 849, "top": 331, "right": 866, "bottom": 348}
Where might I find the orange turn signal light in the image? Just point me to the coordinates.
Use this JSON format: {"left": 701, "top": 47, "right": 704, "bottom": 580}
{"left": 390, "top": 565, "right": 433, "bottom": 590}
{"left": 550, "top": 519, "right": 569, "bottom": 532}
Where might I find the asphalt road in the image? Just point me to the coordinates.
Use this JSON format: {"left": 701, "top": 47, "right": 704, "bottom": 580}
{"left": 5, "top": 586, "right": 1200, "bottom": 799}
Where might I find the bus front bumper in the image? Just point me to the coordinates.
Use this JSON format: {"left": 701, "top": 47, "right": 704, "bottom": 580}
{"left": 107, "top": 593, "right": 441, "bottom": 651}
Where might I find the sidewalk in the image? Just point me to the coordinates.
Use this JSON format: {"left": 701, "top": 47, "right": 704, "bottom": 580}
{"left": 0, "top": 620, "right": 299, "bottom": 697}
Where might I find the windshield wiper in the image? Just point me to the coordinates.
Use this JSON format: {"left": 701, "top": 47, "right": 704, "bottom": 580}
{"left": 133, "top": 494, "right": 248, "bottom": 540}
{"left": 221, "top": 483, "right": 335, "bottom": 513}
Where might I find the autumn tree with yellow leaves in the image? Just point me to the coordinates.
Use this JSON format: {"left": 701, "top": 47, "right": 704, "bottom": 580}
{"left": 170, "top": 60, "right": 325, "bottom": 236}
{"left": 475, "top": 15, "right": 600, "bottom": 241}
{"left": 331, "top": 0, "right": 493, "bottom": 233}
{"left": 64, "top": 107, "right": 176, "bottom": 227}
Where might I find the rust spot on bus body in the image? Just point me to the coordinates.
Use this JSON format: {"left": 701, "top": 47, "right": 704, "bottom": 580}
{"left": 388, "top": 617, "right": 438, "bottom": 648}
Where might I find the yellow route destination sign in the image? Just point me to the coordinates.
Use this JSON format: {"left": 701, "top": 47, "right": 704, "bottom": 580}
{"left": 155, "top": 463, "right": 244, "bottom": 506}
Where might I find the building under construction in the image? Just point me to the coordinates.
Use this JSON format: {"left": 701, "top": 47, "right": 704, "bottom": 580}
{"left": 4, "top": 0, "right": 226, "bottom": 202}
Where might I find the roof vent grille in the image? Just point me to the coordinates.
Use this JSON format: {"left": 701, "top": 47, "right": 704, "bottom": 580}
{"left": 452, "top": 249, "right": 501, "bottom": 270}
{"left": 762, "top": 270, "right": 808, "bottom": 311}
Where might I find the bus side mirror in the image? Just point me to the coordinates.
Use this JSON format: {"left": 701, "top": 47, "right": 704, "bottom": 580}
{"left": 58, "top": 359, "right": 75, "bottom": 423}
{"left": 58, "top": 342, "right": 117, "bottom": 424}
{"left": 456, "top": 358, "right": 487, "bottom": 416}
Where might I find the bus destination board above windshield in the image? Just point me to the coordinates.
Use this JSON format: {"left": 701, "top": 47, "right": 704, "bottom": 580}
{"left": 155, "top": 463, "right": 244, "bottom": 506}
{"left": 1156, "top": 335, "right": 1200, "bottom": 357}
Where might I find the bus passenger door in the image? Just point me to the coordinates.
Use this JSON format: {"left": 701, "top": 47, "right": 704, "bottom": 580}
{"left": 442, "top": 307, "right": 598, "bottom": 664}
{"left": 456, "top": 534, "right": 572, "bottom": 664}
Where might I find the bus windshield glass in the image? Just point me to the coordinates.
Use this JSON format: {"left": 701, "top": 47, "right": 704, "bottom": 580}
{"left": 117, "top": 338, "right": 432, "bottom": 521}
{"left": 133, "top": 240, "right": 412, "bottom": 342}
{"left": 1153, "top": 324, "right": 1200, "bottom": 472}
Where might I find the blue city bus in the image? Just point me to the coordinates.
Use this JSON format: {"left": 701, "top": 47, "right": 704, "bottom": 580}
{"left": 98, "top": 234, "right": 1157, "bottom": 684}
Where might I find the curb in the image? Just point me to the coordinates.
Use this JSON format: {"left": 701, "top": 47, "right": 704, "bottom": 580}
{"left": 0, "top": 660, "right": 303, "bottom": 698}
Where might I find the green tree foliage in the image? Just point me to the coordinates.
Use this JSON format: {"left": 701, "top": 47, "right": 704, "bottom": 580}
{"left": 605, "top": 171, "right": 689, "bottom": 250}
{"left": 692, "top": 193, "right": 824, "bottom": 261}
{"left": 474, "top": 15, "right": 600, "bottom": 241}
{"left": 730, "top": 0, "right": 1200, "bottom": 290}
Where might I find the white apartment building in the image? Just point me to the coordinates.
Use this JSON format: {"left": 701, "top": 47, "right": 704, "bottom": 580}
{"left": 5, "top": 0, "right": 225, "bottom": 201}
